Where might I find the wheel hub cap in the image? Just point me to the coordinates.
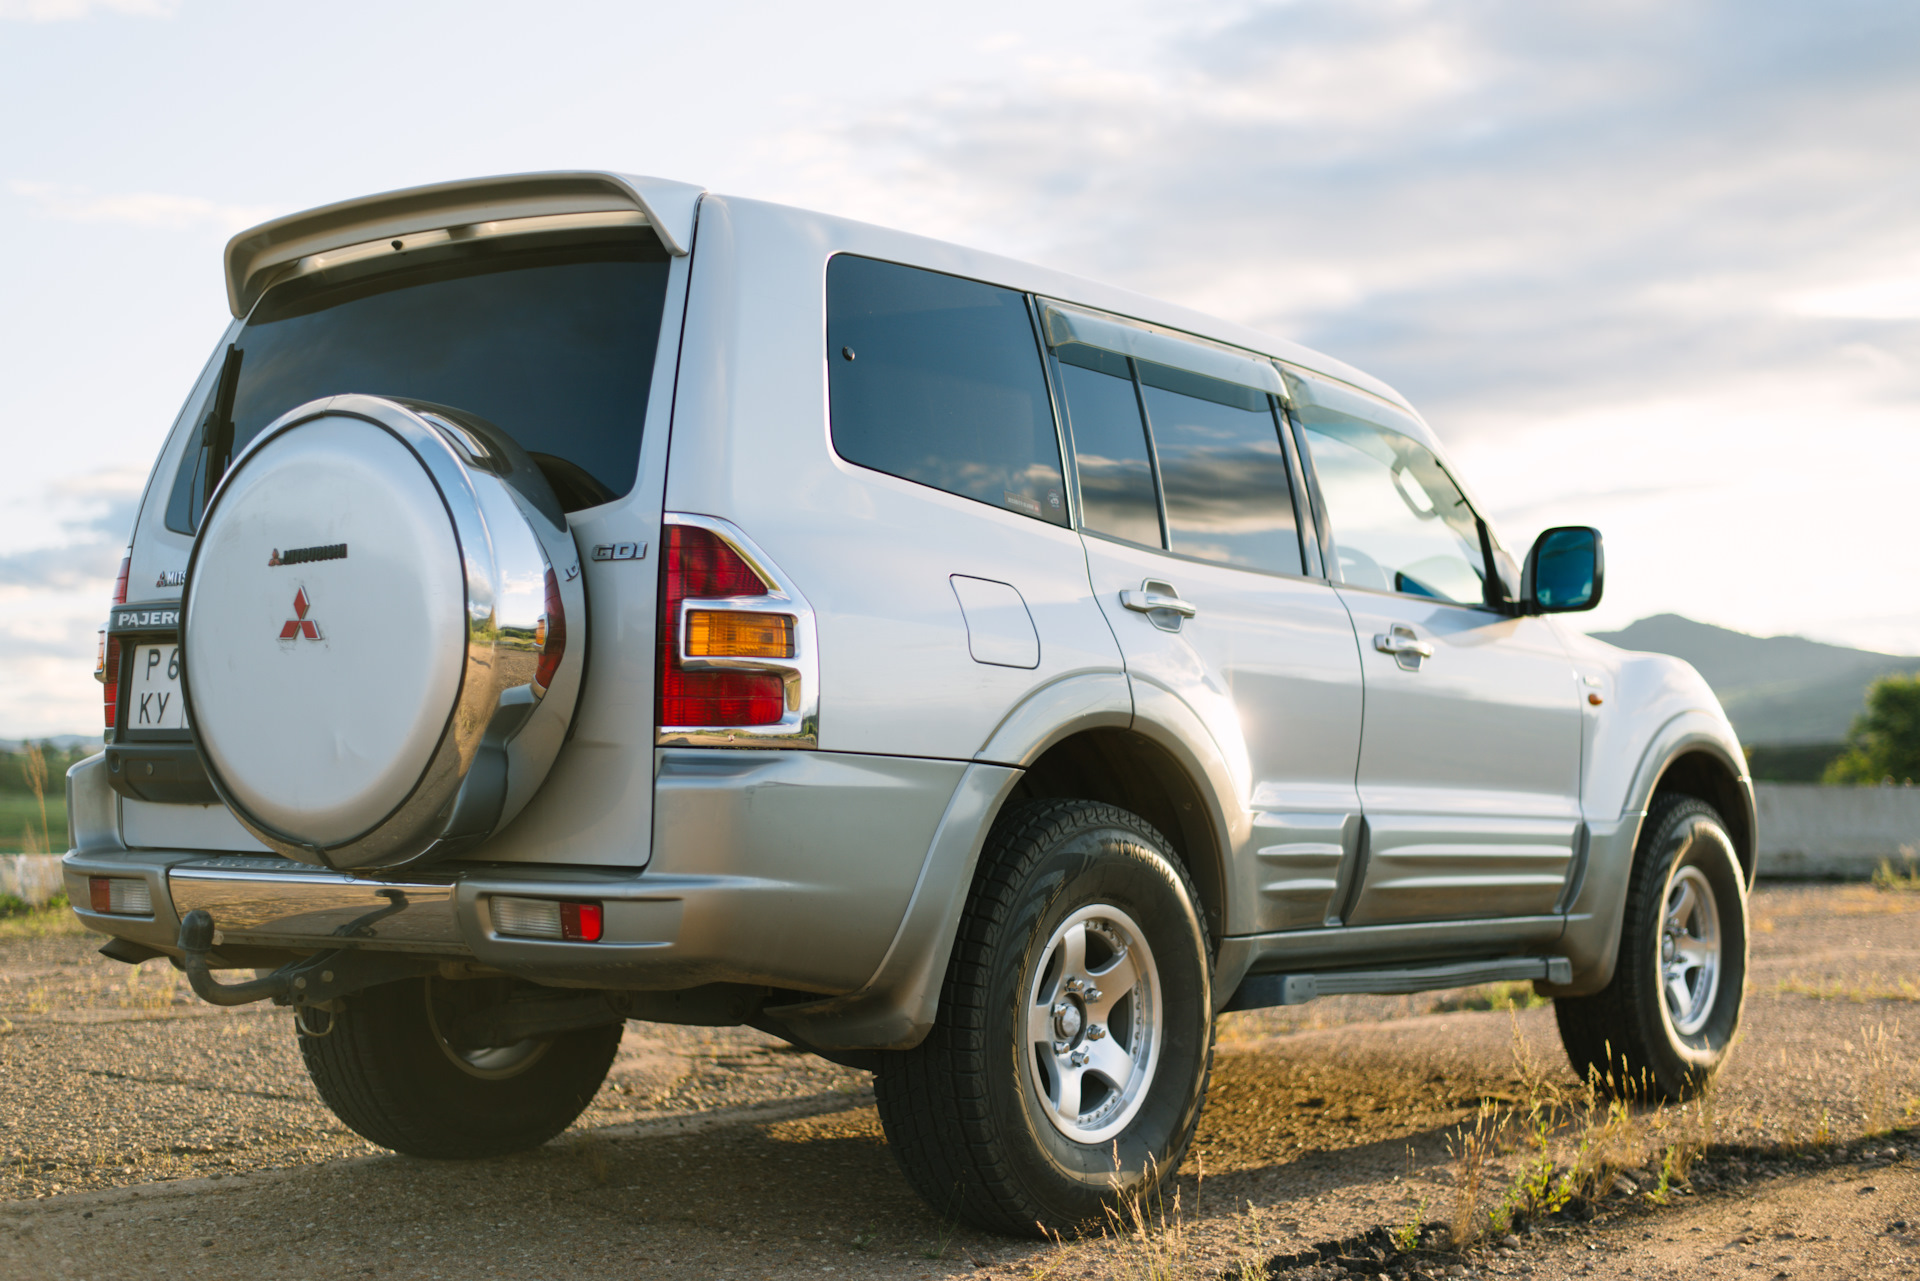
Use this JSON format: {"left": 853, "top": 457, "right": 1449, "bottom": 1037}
{"left": 1024, "top": 906, "right": 1162, "bottom": 1145}
{"left": 1660, "top": 864, "right": 1723, "bottom": 1038}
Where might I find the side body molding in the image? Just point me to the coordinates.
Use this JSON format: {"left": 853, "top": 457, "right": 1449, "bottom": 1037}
{"left": 764, "top": 762, "right": 1024, "bottom": 1050}
{"left": 1125, "top": 681, "right": 1251, "bottom": 934}
{"left": 1546, "top": 710, "right": 1754, "bottom": 996}
{"left": 973, "top": 670, "right": 1133, "bottom": 766}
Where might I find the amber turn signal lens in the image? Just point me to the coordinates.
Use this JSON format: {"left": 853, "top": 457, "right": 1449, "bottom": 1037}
{"left": 686, "top": 610, "right": 794, "bottom": 659}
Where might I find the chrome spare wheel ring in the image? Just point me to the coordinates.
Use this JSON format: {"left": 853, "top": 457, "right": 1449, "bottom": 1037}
{"left": 425, "top": 981, "right": 551, "bottom": 1081}
{"left": 1024, "top": 904, "right": 1162, "bottom": 1144}
{"left": 1660, "top": 864, "right": 1722, "bottom": 1037}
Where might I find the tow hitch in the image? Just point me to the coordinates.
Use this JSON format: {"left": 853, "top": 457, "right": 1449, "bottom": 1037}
{"left": 176, "top": 890, "right": 436, "bottom": 1009}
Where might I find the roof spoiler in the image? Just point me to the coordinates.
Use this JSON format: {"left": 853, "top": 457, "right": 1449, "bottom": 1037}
{"left": 222, "top": 170, "right": 705, "bottom": 317}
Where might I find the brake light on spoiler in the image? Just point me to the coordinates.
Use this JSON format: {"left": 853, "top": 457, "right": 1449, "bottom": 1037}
{"left": 655, "top": 515, "right": 817, "bottom": 747}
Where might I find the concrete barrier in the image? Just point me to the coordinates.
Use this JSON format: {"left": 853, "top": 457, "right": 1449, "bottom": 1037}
{"left": 1, "top": 854, "right": 65, "bottom": 906}
{"left": 1754, "top": 782, "right": 1920, "bottom": 880}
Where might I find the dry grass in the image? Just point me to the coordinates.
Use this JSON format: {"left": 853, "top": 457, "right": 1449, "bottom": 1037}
{"left": 1862, "top": 1021, "right": 1901, "bottom": 1135}
{"left": 1775, "top": 973, "right": 1920, "bottom": 1003}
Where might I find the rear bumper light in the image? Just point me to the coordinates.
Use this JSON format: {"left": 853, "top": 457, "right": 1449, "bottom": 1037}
{"left": 88, "top": 876, "right": 153, "bottom": 917}
{"left": 491, "top": 896, "right": 603, "bottom": 942}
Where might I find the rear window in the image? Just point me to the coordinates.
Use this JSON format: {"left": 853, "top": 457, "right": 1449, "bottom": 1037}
{"left": 166, "top": 234, "right": 670, "bottom": 532}
{"left": 825, "top": 255, "right": 1068, "bottom": 526}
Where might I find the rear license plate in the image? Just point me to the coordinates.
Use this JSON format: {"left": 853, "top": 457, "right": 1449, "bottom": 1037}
{"left": 128, "top": 644, "right": 187, "bottom": 730}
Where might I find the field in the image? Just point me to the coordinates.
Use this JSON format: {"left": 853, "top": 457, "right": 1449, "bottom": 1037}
{"left": 0, "top": 793, "right": 65, "bottom": 855}
{"left": 0, "top": 882, "right": 1915, "bottom": 1279}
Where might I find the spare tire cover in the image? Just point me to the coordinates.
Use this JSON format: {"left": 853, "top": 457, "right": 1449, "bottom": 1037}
{"left": 182, "top": 394, "right": 586, "bottom": 870}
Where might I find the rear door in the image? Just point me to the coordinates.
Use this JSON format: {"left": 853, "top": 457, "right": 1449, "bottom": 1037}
{"left": 1042, "top": 305, "right": 1366, "bottom": 935}
{"left": 1287, "top": 371, "right": 1584, "bottom": 927}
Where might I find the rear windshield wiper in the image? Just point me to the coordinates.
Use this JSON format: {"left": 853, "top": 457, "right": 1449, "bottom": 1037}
{"left": 192, "top": 343, "right": 244, "bottom": 527}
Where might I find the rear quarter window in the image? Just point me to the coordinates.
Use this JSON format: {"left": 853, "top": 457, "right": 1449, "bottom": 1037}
{"left": 825, "top": 255, "right": 1067, "bottom": 527}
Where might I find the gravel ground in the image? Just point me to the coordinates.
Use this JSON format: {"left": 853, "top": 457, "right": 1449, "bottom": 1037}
{"left": 1, "top": 882, "right": 1915, "bottom": 1280}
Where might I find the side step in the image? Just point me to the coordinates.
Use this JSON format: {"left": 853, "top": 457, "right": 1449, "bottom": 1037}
{"left": 1225, "top": 956, "right": 1573, "bottom": 1012}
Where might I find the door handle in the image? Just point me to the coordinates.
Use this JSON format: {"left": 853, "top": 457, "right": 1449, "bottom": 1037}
{"left": 1120, "top": 589, "right": 1197, "bottom": 618}
{"left": 1374, "top": 625, "right": 1432, "bottom": 671}
{"left": 1372, "top": 631, "right": 1433, "bottom": 658}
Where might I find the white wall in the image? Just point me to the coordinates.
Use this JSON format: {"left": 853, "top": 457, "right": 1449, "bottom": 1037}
{"left": 1755, "top": 783, "right": 1920, "bottom": 879}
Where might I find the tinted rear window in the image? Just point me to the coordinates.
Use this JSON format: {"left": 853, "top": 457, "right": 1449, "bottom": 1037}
{"left": 1055, "top": 346, "right": 1161, "bottom": 547}
{"left": 166, "top": 235, "right": 670, "bottom": 532}
{"left": 1137, "top": 362, "right": 1302, "bottom": 576}
{"left": 825, "top": 255, "right": 1068, "bottom": 526}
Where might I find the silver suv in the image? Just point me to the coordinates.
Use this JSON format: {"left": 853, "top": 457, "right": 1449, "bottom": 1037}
{"left": 67, "top": 171, "right": 1755, "bottom": 1236}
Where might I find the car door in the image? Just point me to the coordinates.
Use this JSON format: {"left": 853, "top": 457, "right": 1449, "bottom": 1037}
{"left": 1286, "top": 369, "right": 1584, "bottom": 928}
{"left": 1041, "top": 303, "right": 1366, "bottom": 935}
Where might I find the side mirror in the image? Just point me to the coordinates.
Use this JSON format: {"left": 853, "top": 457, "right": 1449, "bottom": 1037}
{"left": 1522, "top": 526, "right": 1604, "bottom": 613}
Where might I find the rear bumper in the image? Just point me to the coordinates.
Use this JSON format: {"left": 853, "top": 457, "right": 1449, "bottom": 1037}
{"left": 64, "top": 749, "right": 1001, "bottom": 1035}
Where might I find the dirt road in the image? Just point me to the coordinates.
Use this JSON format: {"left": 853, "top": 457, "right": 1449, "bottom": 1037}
{"left": 2, "top": 882, "right": 1915, "bottom": 1280}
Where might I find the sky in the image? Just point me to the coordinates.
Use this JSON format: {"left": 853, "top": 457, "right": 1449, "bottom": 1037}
{"left": 3, "top": 0, "right": 1918, "bottom": 738}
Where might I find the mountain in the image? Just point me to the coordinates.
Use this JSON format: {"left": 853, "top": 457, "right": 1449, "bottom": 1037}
{"left": 1590, "top": 614, "right": 1920, "bottom": 746}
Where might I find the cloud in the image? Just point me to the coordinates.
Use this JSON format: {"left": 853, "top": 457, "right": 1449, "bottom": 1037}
{"left": 10, "top": 180, "right": 274, "bottom": 235}
{"left": 751, "top": 0, "right": 1920, "bottom": 653}
{"left": 771, "top": 0, "right": 1920, "bottom": 427}
{"left": 0, "top": 467, "right": 144, "bottom": 592}
{"left": 1788, "top": 269, "right": 1920, "bottom": 320}
{"left": 0, "top": 0, "right": 175, "bottom": 19}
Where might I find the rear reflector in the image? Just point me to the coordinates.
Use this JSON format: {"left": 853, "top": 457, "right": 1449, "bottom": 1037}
{"left": 491, "top": 896, "right": 604, "bottom": 942}
{"left": 686, "top": 609, "right": 794, "bottom": 659}
{"left": 88, "top": 876, "right": 153, "bottom": 916}
{"left": 658, "top": 525, "right": 785, "bottom": 727}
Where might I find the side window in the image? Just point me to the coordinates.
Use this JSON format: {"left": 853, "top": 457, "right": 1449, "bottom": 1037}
{"left": 826, "top": 256, "right": 1068, "bottom": 526}
{"left": 1299, "top": 413, "right": 1487, "bottom": 605}
{"left": 1137, "top": 363, "right": 1302, "bottom": 576}
{"left": 1055, "top": 345, "right": 1161, "bottom": 547}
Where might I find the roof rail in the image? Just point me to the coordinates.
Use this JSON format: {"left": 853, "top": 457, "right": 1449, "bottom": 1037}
{"left": 222, "top": 170, "right": 705, "bottom": 317}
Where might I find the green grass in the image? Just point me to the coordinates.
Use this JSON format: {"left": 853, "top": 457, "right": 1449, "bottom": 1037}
{"left": 1429, "top": 980, "right": 1549, "bottom": 1013}
{"left": 1873, "top": 858, "right": 1920, "bottom": 892}
{"left": 0, "top": 793, "right": 66, "bottom": 855}
{"left": 0, "top": 892, "right": 83, "bottom": 938}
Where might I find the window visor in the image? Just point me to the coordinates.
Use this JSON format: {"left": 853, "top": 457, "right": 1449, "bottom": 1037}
{"left": 1039, "top": 302, "right": 1288, "bottom": 401}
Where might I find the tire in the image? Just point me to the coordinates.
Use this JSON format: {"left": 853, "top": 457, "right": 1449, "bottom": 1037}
{"left": 298, "top": 976, "right": 622, "bottom": 1158}
{"left": 1554, "top": 794, "right": 1749, "bottom": 1101}
{"left": 874, "top": 799, "right": 1214, "bottom": 1237}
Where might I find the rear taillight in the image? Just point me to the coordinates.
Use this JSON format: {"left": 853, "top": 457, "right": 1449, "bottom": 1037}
{"left": 532, "top": 568, "right": 565, "bottom": 696}
{"left": 99, "top": 634, "right": 121, "bottom": 730}
{"left": 657, "top": 525, "right": 787, "bottom": 728}
{"left": 101, "top": 547, "right": 131, "bottom": 733}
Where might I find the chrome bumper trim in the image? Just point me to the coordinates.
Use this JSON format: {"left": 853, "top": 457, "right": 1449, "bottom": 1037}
{"left": 168, "top": 857, "right": 465, "bottom": 955}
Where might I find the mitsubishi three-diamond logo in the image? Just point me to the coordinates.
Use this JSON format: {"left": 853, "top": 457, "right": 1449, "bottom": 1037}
{"left": 279, "top": 588, "right": 323, "bottom": 642}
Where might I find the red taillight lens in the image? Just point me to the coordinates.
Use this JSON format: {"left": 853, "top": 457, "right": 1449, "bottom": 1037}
{"left": 533, "top": 568, "right": 565, "bottom": 695}
{"left": 112, "top": 552, "right": 131, "bottom": 606}
{"left": 102, "top": 636, "right": 121, "bottom": 729}
{"left": 559, "top": 901, "right": 603, "bottom": 943}
{"left": 657, "top": 525, "right": 785, "bottom": 728}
